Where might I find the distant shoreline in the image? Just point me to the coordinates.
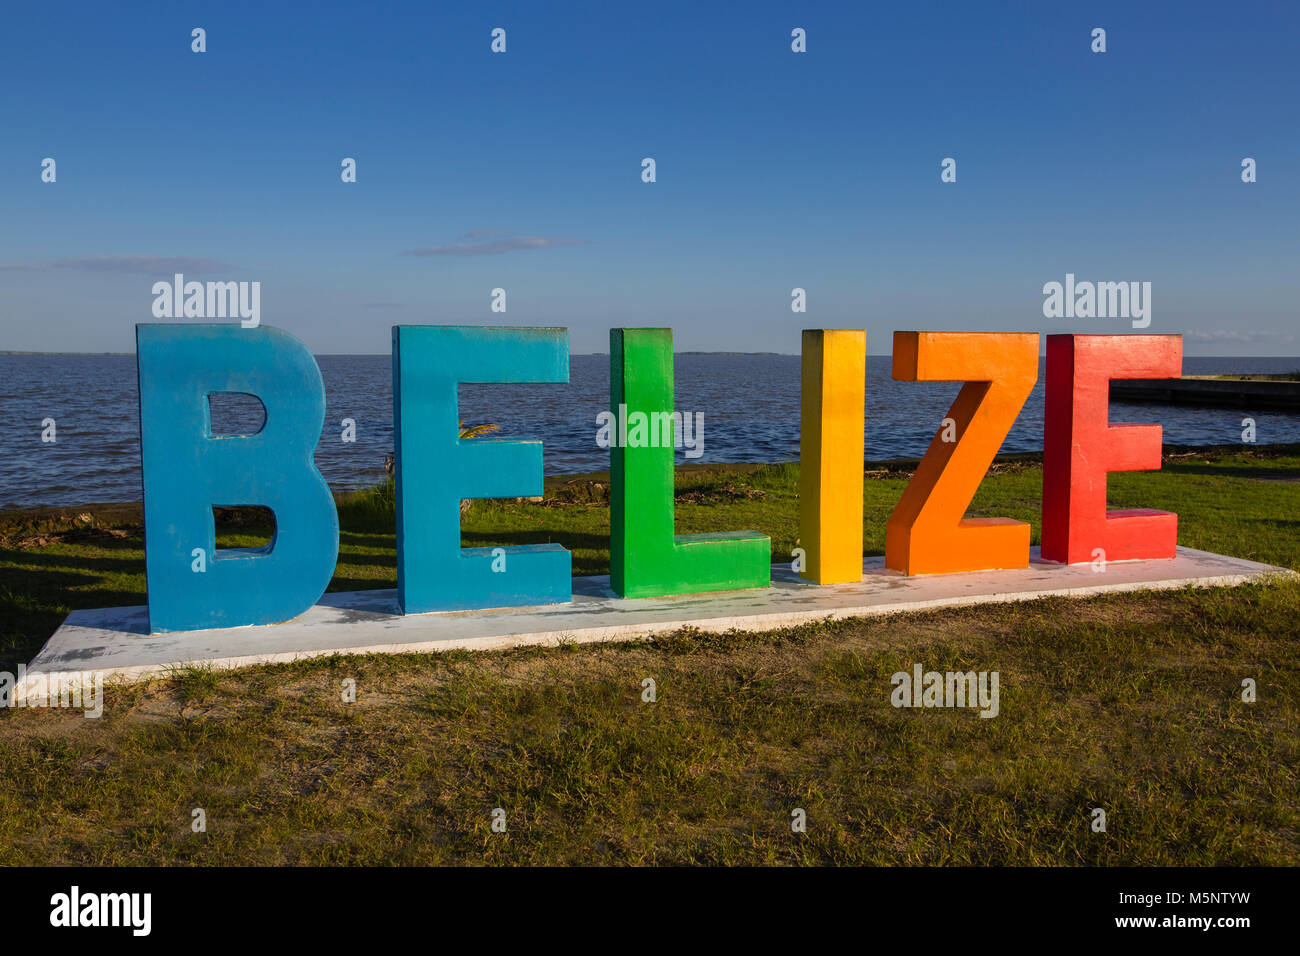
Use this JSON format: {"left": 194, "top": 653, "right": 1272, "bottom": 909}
{"left": 5, "top": 350, "right": 1300, "bottom": 360}
{"left": 0, "top": 350, "right": 801, "bottom": 357}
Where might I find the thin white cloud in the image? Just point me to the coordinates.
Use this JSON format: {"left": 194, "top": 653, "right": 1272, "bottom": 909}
{"left": 400, "top": 235, "right": 590, "bottom": 257}
{"left": 1185, "top": 329, "right": 1297, "bottom": 344}
{"left": 0, "top": 256, "right": 231, "bottom": 276}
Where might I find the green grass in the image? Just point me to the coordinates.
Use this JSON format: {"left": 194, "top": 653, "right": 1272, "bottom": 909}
{"left": 0, "top": 443, "right": 1297, "bottom": 864}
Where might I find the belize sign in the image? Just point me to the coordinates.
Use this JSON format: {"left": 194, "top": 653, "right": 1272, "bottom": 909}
{"left": 134, "top": 324, "right": 1184, "bottom": 634}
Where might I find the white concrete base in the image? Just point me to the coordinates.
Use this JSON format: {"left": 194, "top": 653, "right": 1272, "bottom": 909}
{"left": 16, "top": 547, "right": 1294, "bottom": 701}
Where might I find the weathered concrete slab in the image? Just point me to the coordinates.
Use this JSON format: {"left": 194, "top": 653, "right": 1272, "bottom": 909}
{"left": 17, "top": 547, "right": 1293, "bottom": 700}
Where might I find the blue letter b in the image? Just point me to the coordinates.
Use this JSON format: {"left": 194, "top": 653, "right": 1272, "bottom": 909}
{"left": 137, "top": 324, "right": 339, "bottom": 632}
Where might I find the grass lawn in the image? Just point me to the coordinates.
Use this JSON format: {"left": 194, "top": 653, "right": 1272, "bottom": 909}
{"left": 0, "top": 443, "right": 1296, "bottom": 864}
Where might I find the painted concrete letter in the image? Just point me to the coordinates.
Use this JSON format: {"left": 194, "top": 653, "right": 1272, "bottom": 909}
{"left": 1041, "top": 334, "right": 1181, "bottom": 564}
{"left": 136, "top": 324, "right": 339, "bottom": 632}
{"left": 799, "top": 329, "right": 866, "bottom": 584}
{"left": 609, "top": 328, "right": 770, "bottom": 597}
{"left": 886, "top": 331, "right": 1039, "bottom": 575}
{"left": 393, "top": 326, "right": 571, "bottom": 613}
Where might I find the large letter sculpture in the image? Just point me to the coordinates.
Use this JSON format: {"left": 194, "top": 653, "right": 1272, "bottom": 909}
{"left": 136, "top": 324, "right": 339, "bottom": 632}
{"left": 1041, "top": 334, "right": 1181, "bottom": 564}
{"left": 393, "top": 326, "right": 571, "bottom": 613}
{"left": 609, "top": 328, "right": 770, "bottom": 597}
{"left": 886, "top": 331, "right": 1039, "bottom": 575}
{"left": 799, "top": 329, "right": 866, "bottom": 584}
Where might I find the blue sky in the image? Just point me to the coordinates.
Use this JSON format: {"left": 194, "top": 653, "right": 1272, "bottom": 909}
{"left": 1, "top": 0, "right": 1296, "bottom": 355}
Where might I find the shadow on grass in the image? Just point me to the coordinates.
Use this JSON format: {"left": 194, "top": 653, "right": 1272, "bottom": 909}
{"left": 0, "top": 547, "right": 145, "bottom": 576}
{"left": 1165, "top": 462, "right": 1300, "bottom": 481}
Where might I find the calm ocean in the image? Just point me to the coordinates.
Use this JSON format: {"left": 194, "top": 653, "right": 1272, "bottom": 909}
{"left": 1, "top": 352, "right": 1297, "bottom": 510}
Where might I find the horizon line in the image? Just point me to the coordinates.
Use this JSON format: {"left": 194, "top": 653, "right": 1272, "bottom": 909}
{"left": 3, "top": 350, "right": 1297, "bottom": 360}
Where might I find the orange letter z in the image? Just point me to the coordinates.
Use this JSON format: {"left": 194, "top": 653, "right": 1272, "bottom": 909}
{"left": 886, "top": 331, "right": 1039, "bottom": 575}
